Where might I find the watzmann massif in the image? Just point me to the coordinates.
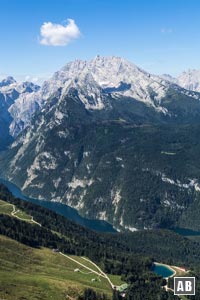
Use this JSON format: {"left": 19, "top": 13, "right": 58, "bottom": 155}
{"left": 1, "top": 56, "right": 200, "bottom": 231}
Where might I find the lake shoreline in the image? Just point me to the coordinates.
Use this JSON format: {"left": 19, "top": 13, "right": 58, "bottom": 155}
{"left": 153, "top": 262, "right": 176, "bottom": 278}
{"left": 0, "top": 178, "right": 116, "bottom": 233}
{"left": 2, "top": 177, "right": 200, "bottom": 237}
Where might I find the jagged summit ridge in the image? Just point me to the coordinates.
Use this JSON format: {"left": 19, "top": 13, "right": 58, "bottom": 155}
{"left": 58, "top": 55, "right": 169, "bottom": 104}
{"left": 162, "top": 69, "right": 200, "bottom": 93}
{"left": 177, "top": 69, "right": 200, "bottom": 92}
{"left": 8, "top": 56, "right": 174, "bottom": 136}
{"left": 0, "top": 76, "right": 40, "bottom": 94}
{"left": 0, "top": 77, "right": 40, "bottom": 149}
{"left": 6, "top": 56, "right": 200, "bottom": 137}
{"left": 0, "top": 76, "right": 16, "bottom": 88}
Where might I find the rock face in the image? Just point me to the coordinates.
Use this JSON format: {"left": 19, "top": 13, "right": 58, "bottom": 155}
{"left": 177, "top": 69, "right": 200, "bottom": 92}
{"left": 0, "top": 77, "right": 40, "bottom": 150}
{"left": 5, "top": 57, "right": 200, "bottom": 139}
{"left": 2, "top": 56, "right": 200, "bottom": 231}
{"left": 162, "top": 69, "right": 200, "bottom": 93}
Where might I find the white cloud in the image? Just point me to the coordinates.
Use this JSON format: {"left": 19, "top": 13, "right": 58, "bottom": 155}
{"left": 32, "top": 77, "right": 39, "bottom": 83}
{"left": 25, "top": 75, "right": 40, "bottom": 83}
{"left": 40, "top": 18, "right": 81, "bottom": 46}
{"left": 25, "top": 75, "right": 31, "bottom": 81}
{"left": 160, "top": 28, "right": 173, "bottom": 34}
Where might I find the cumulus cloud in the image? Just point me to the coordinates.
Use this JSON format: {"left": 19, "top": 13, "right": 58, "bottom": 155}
{"left": 40, "top": 18, "right": 81, "bottom": 46}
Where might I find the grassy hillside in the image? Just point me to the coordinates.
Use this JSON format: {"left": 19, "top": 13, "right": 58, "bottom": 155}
{"left": 0, "top": 199, "right": 33, "bottom": 222}
{"left": 0, "top": 235, "right": 123, "bottom": 300}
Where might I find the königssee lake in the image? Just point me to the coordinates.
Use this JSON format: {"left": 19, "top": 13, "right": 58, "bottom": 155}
{"left": 0, "top": 178, "right": 116, "bottom": 233}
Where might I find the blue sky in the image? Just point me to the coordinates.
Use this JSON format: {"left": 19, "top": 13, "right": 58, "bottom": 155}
{"left": 0, "top": 0, "right": 200, "bottom": 83}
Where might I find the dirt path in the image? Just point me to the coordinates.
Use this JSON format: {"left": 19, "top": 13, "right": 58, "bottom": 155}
{"left": 59, "top": 252, "right": 116, "bottom": 289}
{"left": 0, "top": 202, "right": 41, "bottom": 226}
{"left": 81, "top": 256, "right": 115, "bottom": 289}
{"left": 59, "top": 252, "right": 106, "bottom": 278}
{"left": 30, "top": 216, "right": 42, "bottom": 227}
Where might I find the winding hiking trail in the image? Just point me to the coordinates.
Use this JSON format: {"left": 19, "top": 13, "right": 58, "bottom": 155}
{"left": 81, "top": 256, "right": 115, "bottom": 289}
{"left": 1, "top": 200, "right": 189, "bottom": 298}
{"left": 59, "top": 252, "right": 116, "bottom": 289}
{"left": 0, "top": 202, "right": 41, "bottom": 226}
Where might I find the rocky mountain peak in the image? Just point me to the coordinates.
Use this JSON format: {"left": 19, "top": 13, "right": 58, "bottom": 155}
{"left": 177, "top": 69, "right": 200, "bottom": 92}
{"left": 6, "top": 56, "right": 200, "bottom": 138}
{"left": 0, "top": 76, "right": 16, "bottom": 88}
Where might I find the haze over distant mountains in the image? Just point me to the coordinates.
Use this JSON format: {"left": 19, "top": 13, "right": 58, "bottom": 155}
{"left": 1, "top": 56, "right": 200, "bottom": 231}
{"left": 162, "top": 69, "right": 200, "bottom": 92}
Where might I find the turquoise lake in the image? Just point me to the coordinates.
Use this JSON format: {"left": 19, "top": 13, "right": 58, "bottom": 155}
{"left": 152, "top": 263, "right": 174, "bottom": 278}
{"left": 0, "top": 178, "right": 116, "bottom": 233}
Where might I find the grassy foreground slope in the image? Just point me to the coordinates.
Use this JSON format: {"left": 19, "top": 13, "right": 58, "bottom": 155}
{"left": 0, "top": 235, "right": 120, "bottom": 300}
